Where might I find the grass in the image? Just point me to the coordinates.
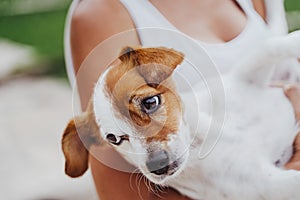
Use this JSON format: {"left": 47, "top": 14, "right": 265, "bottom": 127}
{"left": 0, "top": 9, "right": 69, "bottom": 78}
{"left": 0, "top": 10, "right": 66, "bottom": 58}
{"left": 285, "top": 0, "right": 300, "bottom": 11}
{"left": 285, "top": 0, "right": 300, "bottom": 32}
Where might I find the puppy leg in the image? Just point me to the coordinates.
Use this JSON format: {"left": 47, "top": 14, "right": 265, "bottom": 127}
{"left": 233, "top": 31, "right": 300, "bottom": 87}
{"left": 264, "top": 0, "right": 288, "bottom": 35}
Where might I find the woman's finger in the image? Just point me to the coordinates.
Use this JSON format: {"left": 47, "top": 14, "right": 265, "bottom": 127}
{"left": 285, "top": 161, "right": 300, "bottom": 170}
{"left": 284, "top": 84, "right": 300, "bottom": 170}
{"left": 284, "top": 84, "right": 300, "bottom": 120}
{"left": 285, "top": 133, "right": 300, "bottom": 170}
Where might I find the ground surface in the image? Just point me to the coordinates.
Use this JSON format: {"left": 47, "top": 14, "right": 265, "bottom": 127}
{"left": 0, "top": 78, "right": 98, "bottom": 200}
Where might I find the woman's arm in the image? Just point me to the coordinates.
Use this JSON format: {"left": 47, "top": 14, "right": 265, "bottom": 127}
{"left": 285, "top": 85, "right": 300, "bottom": 170}
{"left": 70, "top": 0, "right": 190, "bottom": 199}
{"left": 90, "top": 156, "right": 190, "bottom": 200}
{"left": 70, "top": 0, "right": 140, "bottom": 108}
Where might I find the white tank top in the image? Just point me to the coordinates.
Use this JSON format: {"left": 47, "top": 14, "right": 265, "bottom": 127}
{"left": 64, "top": 0, "right": 299, "bottom": 88}
{"left": 119, "top": 0, "right": 270, "bottom": 72}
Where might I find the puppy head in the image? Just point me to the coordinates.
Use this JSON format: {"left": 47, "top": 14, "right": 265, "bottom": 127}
{"left": 94, "top": 47, "right": 191, "bottom": 184}
{"left": 61, "top": 101, "right": 101, "bottom": 178}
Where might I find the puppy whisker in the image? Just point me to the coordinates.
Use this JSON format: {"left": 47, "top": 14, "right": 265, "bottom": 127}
{"left": 129, "top": 168, "right": 141, "bottom": 191}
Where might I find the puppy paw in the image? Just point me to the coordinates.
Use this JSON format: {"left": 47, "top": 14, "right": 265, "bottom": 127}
{"left": 264, "top": 31, "right": 300, "bottom": 59}
{"left": 283, "top": 30, "right": 300, "bottom": 58}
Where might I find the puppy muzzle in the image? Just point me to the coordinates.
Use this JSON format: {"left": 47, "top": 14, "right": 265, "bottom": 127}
{"left": 146, "top": 150, "right": 169, "bottom": 175}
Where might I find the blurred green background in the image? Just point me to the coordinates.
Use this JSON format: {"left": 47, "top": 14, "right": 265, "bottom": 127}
{"left": 0, "top": 0, "right": 72, "bottom": 78}
{"left": 0, "top": 0, "right": 299, "bottom": 79}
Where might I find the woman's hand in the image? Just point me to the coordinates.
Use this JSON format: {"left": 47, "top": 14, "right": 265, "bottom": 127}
{"left": 284, "top": 84, "right": 300, "bottom": 170}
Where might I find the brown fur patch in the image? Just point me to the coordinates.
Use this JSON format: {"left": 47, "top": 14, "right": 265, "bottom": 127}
{"left": 61, "top": 101, "right": 101, "bottom": 177}
{"left": 104, "top": 47, "right": 184, "bottom": 142}
{"left": 145, "top": 85, "right": 182, "bottom": 143}
{"left": 129, "top": 108, "right": 151, "bottom": 127}
{"left": 118, "top": 46, "right": 184, "bottom": 85}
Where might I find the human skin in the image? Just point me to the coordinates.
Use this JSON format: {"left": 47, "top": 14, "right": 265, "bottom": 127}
{"left": 285, "top": 85, "right": 300, "bottom": 170}
{"left": 69, "top": 0, "right": 299, "bottom": 199}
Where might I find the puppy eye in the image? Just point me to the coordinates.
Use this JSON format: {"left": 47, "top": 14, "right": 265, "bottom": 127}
{"left": 106, "top": 133, "right": 129, "bottom": 145}
{"left": 141, "top": 95, "right": 161, "bottom": 114}
{"left": 106, "top": 133, "right": 122, "bottom": 145}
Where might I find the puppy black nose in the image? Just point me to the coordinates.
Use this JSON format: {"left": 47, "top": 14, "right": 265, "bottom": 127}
{"left": 146, "top": 150, "right": 169, "bottom": 175}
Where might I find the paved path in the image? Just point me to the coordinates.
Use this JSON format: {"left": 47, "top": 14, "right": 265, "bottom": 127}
{"left": 0, "top": 78, "right": 98, "bottom": 200}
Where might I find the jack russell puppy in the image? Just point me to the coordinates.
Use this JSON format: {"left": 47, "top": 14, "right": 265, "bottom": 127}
{"left": 62, "top": 31, "right": 300, "bottom": 200}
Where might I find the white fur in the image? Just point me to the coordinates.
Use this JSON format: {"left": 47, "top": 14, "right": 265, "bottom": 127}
{"left": 264, "top": 0, "right": 288, "bottom": 36}
{"left": 93, "top": 31, "right": 300, "bottom": 200}
{"left": 166, "top": 31, "right": 300, "bottom": 200}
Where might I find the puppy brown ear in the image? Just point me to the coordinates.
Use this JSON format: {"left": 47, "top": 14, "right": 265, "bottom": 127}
{"left": 118, "top": 46, "right": 184, "bottom": 86}
{"left": 62, "top": 119, "right": 89, "bottom": 177}
{"left": 118, "top": 46, "right": 136, "bottom": 63}
{"left": 61, "top": 101, "right": 101, "bottom": 178}
{"left": 135, "top": 47, "right": 184, "bottom": 86}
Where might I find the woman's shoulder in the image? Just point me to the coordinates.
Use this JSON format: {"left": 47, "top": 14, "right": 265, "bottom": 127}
{"left": 69, "top": 0, "right": 139, "bottom": 72}
{"left": 71, "top": 0, "right": 135, "bottom": 38}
